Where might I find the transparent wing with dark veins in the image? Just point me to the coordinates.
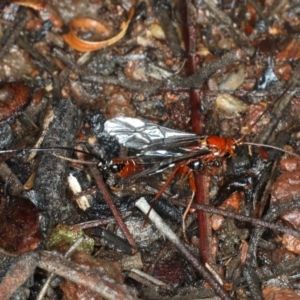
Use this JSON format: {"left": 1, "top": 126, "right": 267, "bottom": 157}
{"left": 104, "top": 117, "right": 200, "bottom": 152}
{"left": 104, "top": 117, "right": 213, "bottom": 183}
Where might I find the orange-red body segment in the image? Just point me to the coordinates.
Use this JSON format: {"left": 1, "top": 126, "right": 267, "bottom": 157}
{"left": 110, "top": 158, "right": 144, "bottom": 178}
{"left": 206, "top": 136, "right": 237, "bottom": 157}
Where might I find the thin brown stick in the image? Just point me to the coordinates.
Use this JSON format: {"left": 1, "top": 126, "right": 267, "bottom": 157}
{"left": 0, "top": 8, "right": 30, "bottom": 61}
{"left": 38, "top": 251, "right": 137, "bottom": 300}
{"left": 181, "top": 0, "right": 212, "bottom": 265}
{"left": 0, "top": 252, "right": 38, "bottom": 300}
{"left": 36, "top": 236, "right": 86, "bottom": 300}
{"left": 170, "top": 200, "right": 300, "bottom": 238}
{"left": 88, "top": 165, "right": 137, "bottom": 249}
{"left": 76, "top": 211, "right": 132, "bottom": 229}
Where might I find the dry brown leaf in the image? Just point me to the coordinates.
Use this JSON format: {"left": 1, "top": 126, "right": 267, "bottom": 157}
{"left": 263, "top": 286, "right": 300, "bottom": 300}
{"left": 0, "top": 196, "right": 41, "bottom": 254}
{"left": 282, "top": 234, "right": 300, "bottom": 255}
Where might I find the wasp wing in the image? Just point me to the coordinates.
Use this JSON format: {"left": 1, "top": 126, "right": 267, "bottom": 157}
{"left": 105, "top": 117, "right": 212, "bottom": 183}
{"left": 104, "top": 117, "right": 199, "bottom": 150}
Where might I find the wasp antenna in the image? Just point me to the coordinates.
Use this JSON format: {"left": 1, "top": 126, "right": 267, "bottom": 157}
{"left": 0, "top": 147, "right": 103, "bottom": 160}
{"left": 241, "top": 142, "right": 300, "bottom": 159}
{"left": 52, "top": 153, "right": 98, "bottom": 165}
{"left": 0, "top": 149, "right": 21, "bottom": 154}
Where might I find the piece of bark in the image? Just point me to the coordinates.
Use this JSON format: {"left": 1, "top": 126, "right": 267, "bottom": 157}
{"left": 32, "top": 99, "right": 81, "bottom": 240}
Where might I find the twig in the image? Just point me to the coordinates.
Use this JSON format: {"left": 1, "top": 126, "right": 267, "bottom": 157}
{"left": 82, "top": 47, "right": 254, "bottom": 96}
{"left": 36, "top": 236, "right": 86, "bottom": 300}
{"left": 170, "top": 200, "right": 300, "bottom": 238}
{"left": 76, "top": 211, "right": 132, "bottom": 229}
{"left": 0, "top": 252, "right": 39, "bottom": 300}
{"left": 248, "top": 198, "right": 300, "bottom": 268}
{"left": 0, "top": 7, "right": 30, "bottom": 60}
{"left": 243, "top": 265, "right": 263, "bottom": 300}
{"left": 181, "top": 0, "right": 211, "bottom": 265}
{"left": 128, "top": 268, "right": 169, "bottom": 289}
{"left": 135, "top": 197, "right": 232, "bottom": 300}
{"left": 88, "top": 165, "right": 137, "bottom": 249}
{"left": 38, "top": 251, "right": 137, "bottom": 300}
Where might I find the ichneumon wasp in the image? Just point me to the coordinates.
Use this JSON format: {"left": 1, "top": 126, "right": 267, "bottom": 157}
{"left": 0, "top": 115, "right": 298, "bottom": 208}
{"left": 101, "top": 116, "right": 299, "bottom": 206}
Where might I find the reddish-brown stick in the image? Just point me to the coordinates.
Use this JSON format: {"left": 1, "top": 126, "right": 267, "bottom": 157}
{"left": 181, "top": 0, "right": 212, "bottom": 265}
{"left": 88, "top": 165, "right": 137, "bottom": 249}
